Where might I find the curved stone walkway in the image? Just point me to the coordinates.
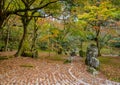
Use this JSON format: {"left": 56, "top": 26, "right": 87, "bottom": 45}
{"left": 0, "top": 57, "right": 120, "bottom": 85}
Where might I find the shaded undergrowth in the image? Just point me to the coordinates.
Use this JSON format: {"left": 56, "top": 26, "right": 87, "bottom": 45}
{"left": 0, "top": 56, "right": 13, "bottom": 60}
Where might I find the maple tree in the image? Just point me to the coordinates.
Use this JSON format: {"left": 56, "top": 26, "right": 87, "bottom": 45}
{"left": 0, "top": 0, "right": 120, "bottom": 57}
{"left": 78, "top": 1, "right": 120, "bottom": 56}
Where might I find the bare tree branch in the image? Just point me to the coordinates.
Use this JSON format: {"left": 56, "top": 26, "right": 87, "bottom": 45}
{"left": 7, "top": 0, "right": 58, "bottom": 15}
{"left": 21, "top": 0, "right": 28, "bottom": 8}
{"left": 29, "top": 0, "right": 36, "bottom": 6}
{"left": 39, "top": 0, "right": 44, "bottom": 5}
{"left": 15, "top": 13, "right": 51, "bottom": 18}
{"left": 4, "top": 0, "right": 14, "bottom": 13}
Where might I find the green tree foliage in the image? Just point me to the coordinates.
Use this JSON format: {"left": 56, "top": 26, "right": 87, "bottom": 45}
{"left": 78, "top": 1, "right": 120, "bottom": 56}
{"left": 0, "top": 0, "right": 120, "bottom": 58}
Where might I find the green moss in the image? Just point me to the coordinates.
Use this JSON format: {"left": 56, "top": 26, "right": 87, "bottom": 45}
{"left": 98, "top": 57, "right": 120, "bottom": 82}
{"left": 48, "top": 56, "right": 65, "bottom": 61}
{"left": 99, "top": 57, "right": 120, "bottom": 67}
{"left": 112, "top": 77, "right": 120, "bottom": 82}
{"left": 63, "top": 59, "right": 71, "bottom": 64}
{"left": 99, "top": 57, "right": 110, "bottom": 64}
{"left": 0, "top": 56, "right": 13, "bottom": 60}
{"left": 0, "top": 56, "right": 8, "bottom": 60}
{"left": 101, "top": 48, "right": 111, "bottom": 54}
{"left": 20, "top": 64, "right": 34, "bottom": 68}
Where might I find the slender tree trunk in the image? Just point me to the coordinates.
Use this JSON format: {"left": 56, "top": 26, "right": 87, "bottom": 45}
{"left": 0, "top": 0, "right": 7, "bottom": 29}
{"left": 0, "top": 0, "right": 3, "bottom": 29}
{"left": 95, "top": 27, "right": 101, "bottom": 56}
{"left": 0, "top": 14, "right": 6, "bottom": 29}
{"left": 4, "top": 25, "right": 10, "bottom": 51}
{"left": 15, "top": 24, "right": 27, "bottom": 57}
{"left": 0, "top": 19, "right": 3, "bottom": 29}
{"left": 15, "top": 10, "right": 32, "bottom": 57}
{"left": 31, "top": 34, "right": 36, "bottom": 51}
{"left": 79, "top": 40, "right": 84, "bottom": 57}
{"left": 30, "top": 18, "right": 39, "bottom": 58}
{"left": 80, "top": 41, "right": 83, "bottom": 51}
{"left": 96, "top": 37, "right": 101, "bottom": 56}
{"left": 31, "top": 28, "right": 37, "bottom": 52}
{"left": 31, "top": 18, "right": 38, "bottom": 52}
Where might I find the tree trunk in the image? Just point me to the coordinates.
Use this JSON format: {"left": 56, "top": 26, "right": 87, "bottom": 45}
{"left": 80, "top": 41, "right": 83, "bottom": 51}
{"left": 0, "top": 0, "right": 7, "bottom": 29}
{"left": 4, "top": 25, "right": 10, "bottom": 51}
{"left": 15, "top": 10, "right": 32, "bottom": 57}
{"left": 95, "top": 27, "right": 101, "bottom": 57}
{"left": 15, "top": 24, "right": 27, "bottom": 57}
{"left": 31, "top": 34, "right": 36, "bottom": 51}
{"left": 79, "top": 41, "right": 84, "bottom": 57}
{"left": 96, "top": 37, "right": 101, "bottom": 56}
{"left": 31, "top": 28, "right": 37, "bottom": 53}
{"left": 0, "top": 0, "right": 3, "bottom": 29}
{"left": 31, "top": 18, "right": 38, "bottom": 52}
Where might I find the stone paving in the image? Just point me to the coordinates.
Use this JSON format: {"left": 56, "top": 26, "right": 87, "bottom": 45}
{"left": 0, "top": 57, "right": 120, "bottom": 85}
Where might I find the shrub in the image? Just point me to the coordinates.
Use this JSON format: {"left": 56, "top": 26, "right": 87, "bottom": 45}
{"left": 111, "top": 42, "right": 120, "bottom": 48}
{"left": 64, "top": 59, "right": 71, "bottom": 64}
{"left": 21, "top": 51, "right": 38, "bottom": 58}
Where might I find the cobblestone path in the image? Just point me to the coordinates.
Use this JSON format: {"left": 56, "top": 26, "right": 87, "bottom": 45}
{"left": 0, "top": 57, "right": 120, "bottom": 85}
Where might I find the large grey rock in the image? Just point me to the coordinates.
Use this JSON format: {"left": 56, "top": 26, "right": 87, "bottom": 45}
{"left": 90, "top": 57, "right": 100, "bottom": 68}
{"left": 85, "top": 44, "right": 100, "bottom": 69}
{"left": 87, "top": 67, "right": 99, "bottom": 75}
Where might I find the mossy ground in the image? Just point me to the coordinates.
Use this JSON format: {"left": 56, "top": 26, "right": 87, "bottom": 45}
{"left": 99, "top": 56, "right": 120, "bottom": 82}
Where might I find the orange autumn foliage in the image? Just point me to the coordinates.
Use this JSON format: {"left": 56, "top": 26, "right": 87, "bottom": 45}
{"left": 93, "top": 26, "right": 100, "bottom": 30}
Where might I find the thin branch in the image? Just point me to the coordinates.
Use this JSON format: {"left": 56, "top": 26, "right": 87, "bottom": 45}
{"left": 21, "top": 0, "right": 28, "bottom": 8}
{"left": 3, "top": 0, "right": 5, "bottom": 9}
{"left": 2, "top": 15, "right": 11, "bottom": 28}
{"left": 15, "top": 13, "right": 51, "bottom": 18}
{"left": 4, "top": 0, "right": 14, "bottom": 13}
{"left": 29, "top": 0, "right": 35, "bottom": 6}
{"left": 87, "top": 21, "right": 95, "bottom": 26}
{"left": 14, "top": 0, "right": 21, "bottom": 8}
{"left": 39, "top": 0, "right": 44, "bottom": 5}
{"left": 7, "top": 0, "right": 58, "bottom": 15}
